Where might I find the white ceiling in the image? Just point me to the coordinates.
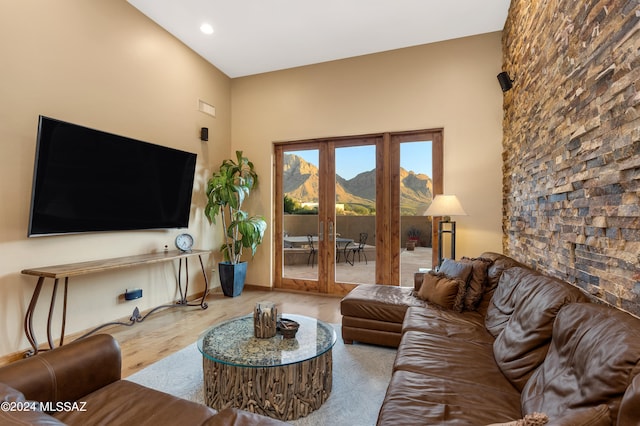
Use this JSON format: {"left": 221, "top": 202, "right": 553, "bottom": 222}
{"left": 127, "top": 0, "right": 510, "bottom": 78}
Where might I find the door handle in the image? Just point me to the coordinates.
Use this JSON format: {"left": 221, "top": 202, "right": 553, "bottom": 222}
{"left": 319, "top": 221, "right": 324, "bottom": 242}
{"left": 328, "top": 221, "right": 334, "bottom": 242}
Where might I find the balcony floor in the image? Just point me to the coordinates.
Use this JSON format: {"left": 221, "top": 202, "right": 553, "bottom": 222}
{"left": 282, "top": 246, "right": 432, "bottom": 287}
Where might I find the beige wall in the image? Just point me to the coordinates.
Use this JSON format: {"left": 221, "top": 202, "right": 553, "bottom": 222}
{"left": 231, "top": 32, "right": 505, "bottom": 286}
{"left": 0, "top": 1, "right": 231, "bottom": 358}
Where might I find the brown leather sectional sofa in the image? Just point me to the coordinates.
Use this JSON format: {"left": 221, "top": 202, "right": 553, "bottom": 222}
{"left": 0, "top": 334, "right": 287, "bottom": 425}
{"left": 341, "top": 252, "right": 640, "bottom": 425}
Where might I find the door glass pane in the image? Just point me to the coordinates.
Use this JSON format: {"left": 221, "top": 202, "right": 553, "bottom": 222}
{"left": 335, "top": 145, "right": 376, "bottom": 285}
{"left": 400, "top": 141, "right": 433, "bottom": 286}
{"left": 282, "top": 149, "right": 319, "bottom": 280}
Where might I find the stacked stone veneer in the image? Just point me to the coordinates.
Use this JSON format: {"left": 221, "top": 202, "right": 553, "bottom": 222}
{"left": 501, "top": 0, "right": 640, "bottom": 315}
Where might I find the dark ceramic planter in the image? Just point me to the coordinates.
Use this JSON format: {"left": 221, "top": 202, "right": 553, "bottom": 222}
{"left": 218, "top": 261, "right": 247, "bottom": 297}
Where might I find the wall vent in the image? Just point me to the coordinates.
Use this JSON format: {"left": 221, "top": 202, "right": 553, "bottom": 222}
{"left": 198, "top": 99, "right": 216, "bottom": 117}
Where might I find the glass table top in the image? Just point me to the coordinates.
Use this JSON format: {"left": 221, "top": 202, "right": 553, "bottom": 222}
{"left": 197, "top": 314, "right": 336, "bottom": 368}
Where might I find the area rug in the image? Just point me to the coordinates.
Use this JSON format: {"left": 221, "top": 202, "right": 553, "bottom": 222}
{"left": 127, "top": 325, "right": 396, "bottom": 426}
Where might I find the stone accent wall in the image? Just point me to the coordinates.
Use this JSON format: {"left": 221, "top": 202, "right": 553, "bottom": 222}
{"left": 501, "top": 0, "right": 640, "bottom": 315}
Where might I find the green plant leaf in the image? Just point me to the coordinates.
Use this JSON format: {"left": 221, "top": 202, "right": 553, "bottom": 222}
{"left": 204, "top": 151, "right": 266, "bottom": 264}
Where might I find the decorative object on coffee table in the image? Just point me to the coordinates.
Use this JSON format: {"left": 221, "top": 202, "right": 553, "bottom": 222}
{"left": 198, "top": 314, "right": 336, "bottom": 421}
{"left": 254, "top": 301, "right": 277, "bottom": 338}
{"left": 277, "top": 318, "right": 300, "bottom": 339}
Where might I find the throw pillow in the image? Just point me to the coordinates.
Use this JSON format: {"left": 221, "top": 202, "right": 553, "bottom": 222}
{"left": 438, "top": 258, "right": 474, "bottom": 283}
{"left": 544, "top": 404, "right": 610, "bottom": 426}
{"left": 460, "top": 256, "right": 493, "bottom": 311}
{"left": 436, "top": 258, "right": 474, "bottom": 312}
{"left": 417, "top": 271, "right": 465, "bottom": 311}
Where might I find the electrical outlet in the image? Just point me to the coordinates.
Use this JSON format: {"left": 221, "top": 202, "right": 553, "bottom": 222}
{"left": 124, "top": 288, "right": 143, "bottom": 300}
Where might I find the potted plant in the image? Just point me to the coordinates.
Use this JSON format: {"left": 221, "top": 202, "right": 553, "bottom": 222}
{"left": 205, "top": 151, "right": 267, "bottom": 297}
{"left": 406, "top": 226, "right": 421, "bottom": 251}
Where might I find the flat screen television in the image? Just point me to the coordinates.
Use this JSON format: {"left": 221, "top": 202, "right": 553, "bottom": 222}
{"left": 28, "top": 116, "right": 197, "bottom": 236}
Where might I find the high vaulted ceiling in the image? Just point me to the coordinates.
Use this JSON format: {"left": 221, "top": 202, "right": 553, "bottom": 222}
{"left": 128, "top": 0, "right": 510, "bottom": 78}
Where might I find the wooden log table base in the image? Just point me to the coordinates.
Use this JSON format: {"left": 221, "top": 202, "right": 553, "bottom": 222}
{"left": 203, "top": 349, "right": 333, "bottom": 421}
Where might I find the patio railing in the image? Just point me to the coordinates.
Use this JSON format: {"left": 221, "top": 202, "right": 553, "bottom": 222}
{"left": 283, "top": 214, "right": 432, "bottom": 247}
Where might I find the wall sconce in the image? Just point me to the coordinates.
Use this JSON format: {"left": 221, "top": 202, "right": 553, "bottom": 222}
{"left": 424, "top": 195, "right": 468, "bottom": 269}
{"left": 200, "top": 127, "right": 209, "bottom": 142}
{"left": 497, "top": 71, "right": 514, "bottom": 92}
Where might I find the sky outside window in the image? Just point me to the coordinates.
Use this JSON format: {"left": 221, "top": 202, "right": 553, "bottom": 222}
{"left": 290, "top": 142, "right": 432, "bottom": 179}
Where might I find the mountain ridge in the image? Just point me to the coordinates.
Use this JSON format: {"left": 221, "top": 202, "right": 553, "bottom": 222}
{"left": 283, "top": 154, "right": 432, "bottom": 215}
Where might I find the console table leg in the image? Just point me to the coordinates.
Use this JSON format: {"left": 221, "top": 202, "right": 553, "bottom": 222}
{"left": 46, "top": 279, "right": 60, "bottom": 351}
{"left": 177, "top": 258, "right": 186, "bottom": 304}
{"left": 24, "top": 277, "right": 45, "bottom": 356}
{"left": 176, "top": 258, "right": 193, "bottom": 305}
{"left": 59, "top": 278, "right": 69, "bottom": 346}
{"left": 198, "top": 254, "right": 209, "bottom": 309}
{"left": 183, "top": 259, "right": 190, "bottom": 303}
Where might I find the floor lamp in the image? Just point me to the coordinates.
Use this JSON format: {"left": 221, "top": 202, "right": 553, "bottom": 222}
{"left": 424, "top": 195, "right": 467, "bottom": 269}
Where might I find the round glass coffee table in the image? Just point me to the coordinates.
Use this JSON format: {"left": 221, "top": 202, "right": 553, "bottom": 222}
{"left": 197, "top": 313, "right": 336, "bottom": 421}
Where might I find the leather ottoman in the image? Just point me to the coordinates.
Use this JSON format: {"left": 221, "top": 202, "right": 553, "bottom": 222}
{"left": 341, "top": 284, "right": 426, "bottom": 347}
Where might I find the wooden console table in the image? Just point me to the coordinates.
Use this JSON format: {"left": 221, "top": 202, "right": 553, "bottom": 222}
{"left": 21, "top": 249, "right": 211, "bottom": 356}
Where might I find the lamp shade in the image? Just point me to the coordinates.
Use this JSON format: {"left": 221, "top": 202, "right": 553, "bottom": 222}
{"left": 424, "top": 195, "right": 467, "bottom": 220}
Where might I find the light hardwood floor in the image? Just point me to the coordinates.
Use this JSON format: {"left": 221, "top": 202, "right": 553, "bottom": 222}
{"left": 106, "top": 288, "right": 343, "bottom": 377}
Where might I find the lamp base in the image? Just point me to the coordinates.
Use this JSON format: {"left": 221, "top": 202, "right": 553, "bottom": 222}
{"left": 436, "top": 220, "right": 456, "bottom": 268}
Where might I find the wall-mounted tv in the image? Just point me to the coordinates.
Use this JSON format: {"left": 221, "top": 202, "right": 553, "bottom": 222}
{"left": 28, "top": 116, "right": 197, "bottom": 236}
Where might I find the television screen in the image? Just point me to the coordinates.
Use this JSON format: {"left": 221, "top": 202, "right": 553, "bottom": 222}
{"left": 28, "top": 116, "right": 197, "bottom": 236}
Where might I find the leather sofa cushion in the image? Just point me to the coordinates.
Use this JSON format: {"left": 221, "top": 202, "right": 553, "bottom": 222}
{"left": 521, "top": 303, "right": 640, "bottom": 424}
{"left": 340, "top": 285, "right": 425, "bottom": 324}
{"left": 545, "top": 404, "right": 611, "bottom": 426}
{"left": 486, "top": 406, "right": 610, "bottom": 426}
{"left": 393, "top": 330, "right": 512, "bottom": 389}
{"left": 378, "top": 369, "right": 522, "bottom": 425}
{"left": 485, "top": 267, "right": 537, "bottom": 338}
{"left": 342, "top": 318, "right": 404, "bottom": 347}
{"left": 54, "top": 380, "right": 218, "bottom": 425}
{"left": 476, "top": 252, "right": 527, "bottom": 315}
{"left": 490, "top": 268, "right": 590, "bottom": 390}
{"left": 402, "top": 306, "right": 492, "bottom": 344}
{"left": 478, "top": 252, "right": 525, "bottom": 290}
{"left": 343, "top": 315, "right": 403, "bottom": 334}
{"left": 618, "top": 373, "right": 640, "bottom": 426}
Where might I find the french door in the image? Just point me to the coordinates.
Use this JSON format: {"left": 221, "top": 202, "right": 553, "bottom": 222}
{"left": 274, "top": 129, "right": 442, "bottom": 295}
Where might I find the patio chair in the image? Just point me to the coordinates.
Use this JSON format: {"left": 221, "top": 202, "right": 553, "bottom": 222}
{"left": 307, "top": 234, "right": 317, "bottom": 267}
{"left": 345, "top": 233, "right": 368, "bottom": 265}
{"left": 336, "top": 242, "right": 341, "bottom": 263}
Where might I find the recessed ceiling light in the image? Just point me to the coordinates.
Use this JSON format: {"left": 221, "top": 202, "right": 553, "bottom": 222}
{"left": 200, "top": 23, "right": 214, "bottom": 35}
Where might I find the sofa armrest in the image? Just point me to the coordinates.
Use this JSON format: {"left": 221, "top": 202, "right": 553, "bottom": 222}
{"left": 0, "top": 334, "right": 121, "bottom": 404}
{"left": 618, "top": 373, "right": 640, "bottom": 426}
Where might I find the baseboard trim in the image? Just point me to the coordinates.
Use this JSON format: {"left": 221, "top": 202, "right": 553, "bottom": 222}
{"left": 0, "top": 290, "right": 212, "bottom": 368}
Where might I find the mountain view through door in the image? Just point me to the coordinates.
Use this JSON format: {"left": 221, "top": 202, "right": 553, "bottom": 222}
{"left": 281, "top": 141, "right": 434, "bottom": 287}
{"left": 283, "top": 152, "right": 433, "bottom": 216}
